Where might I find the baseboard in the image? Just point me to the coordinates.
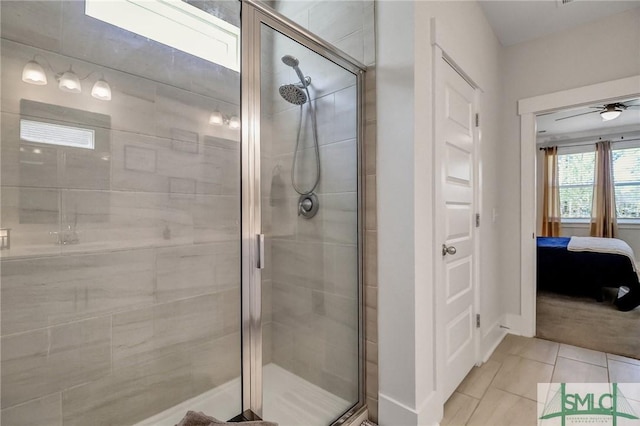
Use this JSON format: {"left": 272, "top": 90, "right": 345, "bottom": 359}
{"left": 480, "top": 314, "right": 508, "bottom": 362}
{"left": 378, "top": 391, "right": 441, "bottom": 426}
{"left": 504, "top": 313, "right": 535, "bottom": 337}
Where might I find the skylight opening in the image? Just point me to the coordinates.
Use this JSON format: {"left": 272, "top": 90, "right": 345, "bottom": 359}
{"left": 85, "top": 0, "right": 240, "bottom": 72}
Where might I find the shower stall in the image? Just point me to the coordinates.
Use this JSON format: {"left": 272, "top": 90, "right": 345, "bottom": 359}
{"left": 0, "top": 1, "right": 364, "bottom": 425}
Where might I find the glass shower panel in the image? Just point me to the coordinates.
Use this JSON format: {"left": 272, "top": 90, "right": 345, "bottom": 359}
{"left": 260, "top": 24, "right": 360, "bottom": 426}
{"left": 0, "top": 1, "right": 241, "bottom": 424}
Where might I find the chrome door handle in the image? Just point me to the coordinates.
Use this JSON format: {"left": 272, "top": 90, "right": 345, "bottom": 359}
{"left": 442, "top": 244, "right": 457, "bottom": 256}
{"left": 257, "top": 234, "right": 265, "bottom": 269}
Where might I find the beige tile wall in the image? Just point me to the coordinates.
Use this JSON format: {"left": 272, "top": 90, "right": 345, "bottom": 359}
{"left": 1, "top": 0, "right": 376, "bottom": 424}
{"left": 0, "top": 1, "right": 242, "bottom": 424}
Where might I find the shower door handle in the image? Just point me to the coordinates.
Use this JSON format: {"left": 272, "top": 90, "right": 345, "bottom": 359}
{"left": 257, "top": 234, "right": 265, "bottom": 269}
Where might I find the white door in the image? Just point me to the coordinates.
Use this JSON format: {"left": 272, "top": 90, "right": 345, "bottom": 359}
{"left": 435, "top": 56, "right": 478, "bottom": 401}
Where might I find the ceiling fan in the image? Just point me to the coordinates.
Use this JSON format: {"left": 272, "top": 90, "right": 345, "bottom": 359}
{"left": 555, "top": 101, "right": 640, "bottom": 122}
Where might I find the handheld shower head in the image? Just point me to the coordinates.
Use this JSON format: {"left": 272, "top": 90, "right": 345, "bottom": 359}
{"left": 281, "top": 55, "right": 299, "bottom": 67}
{"left": 281, "top": 54, "right": 307, "bottom": 88}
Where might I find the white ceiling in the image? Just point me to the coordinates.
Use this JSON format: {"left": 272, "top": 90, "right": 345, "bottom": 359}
{"left": 479, "top": 0, "right": 640, "bottom": 46}
{"left": 536, "top": 98, "right": 640, "bottom": 143}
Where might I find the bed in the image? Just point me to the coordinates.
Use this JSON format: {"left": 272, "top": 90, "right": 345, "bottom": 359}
{"left": 537, "top": 236, "right": 640, "bottom": 311}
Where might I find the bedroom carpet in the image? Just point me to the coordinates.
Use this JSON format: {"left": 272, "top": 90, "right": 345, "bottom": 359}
{"left": 537, "top": 290, "right": 640, "bottom": 360}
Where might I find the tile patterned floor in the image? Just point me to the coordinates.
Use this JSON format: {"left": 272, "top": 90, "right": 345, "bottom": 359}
{"left": 442, "top": 335, "right": 640, "bottom": 426}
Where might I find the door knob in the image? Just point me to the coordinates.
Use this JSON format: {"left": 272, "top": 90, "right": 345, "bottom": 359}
{"left": 442, "top": 244, "right": 457, "bottom": 256}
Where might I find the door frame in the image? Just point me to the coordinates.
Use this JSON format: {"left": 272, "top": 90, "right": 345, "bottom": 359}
{"left": 433, "top": 44, "right": 483, "bottom": 402}
{"left": 240, "top": 0, "right": 367, "bottom": 421}
{"left": 517, "top": 75, "right": 640, "bottom": 337}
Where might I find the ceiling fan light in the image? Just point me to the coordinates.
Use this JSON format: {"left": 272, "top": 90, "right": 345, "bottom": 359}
{"left": 600, "top": 109, "right": 622, "bottom": 121}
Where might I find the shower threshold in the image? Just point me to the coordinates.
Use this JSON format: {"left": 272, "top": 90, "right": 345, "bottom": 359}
{"left": 134, "top": 363, "right": 351, "bottom": 426}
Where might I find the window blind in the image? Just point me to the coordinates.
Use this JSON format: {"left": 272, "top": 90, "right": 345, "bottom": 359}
{"left": 557, "top": 151, "right": 595, "bottom": 219}
{"left": 613, "top": 147, "right": 640, "bottom": 219}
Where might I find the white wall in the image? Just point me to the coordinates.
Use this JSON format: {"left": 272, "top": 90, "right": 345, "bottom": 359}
{"left": 501, "top": 8, "right": 640, "bottom": 318}
{"left": 377, "top": 1, "right": 503, "bottom": 424}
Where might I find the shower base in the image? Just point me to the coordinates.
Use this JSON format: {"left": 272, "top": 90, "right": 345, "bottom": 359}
{"left": 134, "top": 363, "right": 351, "bottom": 426}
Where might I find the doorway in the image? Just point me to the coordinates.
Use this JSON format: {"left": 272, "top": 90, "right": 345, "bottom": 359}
{"left": 518, "top": 75, "right": 640, "bottom": 339}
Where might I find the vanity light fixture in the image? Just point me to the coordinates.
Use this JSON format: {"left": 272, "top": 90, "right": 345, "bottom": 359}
{"left": 0, "top": 228, "right": 11, "bottom": 250}
{"left": 57, "top": 67, "right": 82, "bottom": 93}
{"left": 21, "top": 56, "right": 112, "bottom": 101}
{"left": 91, "top": 78, "right": 112, "bottom": 101}
{"left": 209, "top": 111, "right": 224, "bottom": 125}
{"left": 228, "top": 116, "right": 240, "bottom": 129}
{"left": 21, "top": 60, "right": 47, "bottom": 85}
{"left": 209, "top": 111, "right": 240, "bottom": 129}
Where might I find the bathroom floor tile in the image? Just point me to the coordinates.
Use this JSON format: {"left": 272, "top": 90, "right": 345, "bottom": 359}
{"left": 491, "top": 355, "right": 554, "bottom": 401}
{"left": 512, "top": 338, "right": 559, "bottom": 365}
{"left": 608, "top": 359, "right": 640, "bottom": 401}
{"left": 607, "top": 353, "right": 640, "bottom": 367}
{"left": 442, "top": 392, "right": 479, "bottom": 426}
{"left": 551, "top": 356, "right": 609, "bottom": 383}
{"left": 455, "top": 360, "right": 501, "bottom": 399}
{"left": 453, "top": 336, "right": 639, "bottom": 426}
{"left": 466, "top": 387, "right": 537, "bottom": 426}
{"left": 558, "top": 344, "right": 607, "bottom": 367}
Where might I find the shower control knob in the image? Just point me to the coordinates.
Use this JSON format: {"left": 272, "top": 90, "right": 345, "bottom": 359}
{"left": 298, "top": 193, "right": 319, "bottom": 219}
{"left": 301, "top": 198, "right": 313, "bottom": 211}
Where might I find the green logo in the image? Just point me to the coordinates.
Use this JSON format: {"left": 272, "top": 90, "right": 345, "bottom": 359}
{"left": 539, "top": 383, "right": 639, "bottom": 426}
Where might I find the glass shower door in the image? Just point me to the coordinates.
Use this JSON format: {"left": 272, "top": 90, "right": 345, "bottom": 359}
{"left": 243, "top": 7, "right": 363, "bottom": 425}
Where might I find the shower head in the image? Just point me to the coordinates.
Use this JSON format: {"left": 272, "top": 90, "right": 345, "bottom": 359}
{"left": 279, "top": 83, "right": 307, "bottom": 105}
{"left": 281, "top": 55, "right": 299, "bottom": 67}
{"left": 281, "top": 54, "right": 308, "bottom": 89}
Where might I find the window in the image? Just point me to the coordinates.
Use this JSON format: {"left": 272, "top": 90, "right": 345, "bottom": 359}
{"left": 556, "top": 144, "right": 640, "bottom": 222}
{"left": 613, "top": 147, "right": 640, "bottom": 219}
{"left": 557, "top": 151, "right": 595, "bottom": 220}
{"left": 85, "top": 0, "right": 240, "bottom": 72}
{"left": 20, "top": 119, "right": 95, "bottom": 150}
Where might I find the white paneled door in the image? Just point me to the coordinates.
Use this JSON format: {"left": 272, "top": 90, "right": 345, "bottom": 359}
{"left": 435, "top": 55, "right": 478, "bottom": 401}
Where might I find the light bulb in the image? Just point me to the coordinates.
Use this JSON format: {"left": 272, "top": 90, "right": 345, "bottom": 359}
{"left": 58, "top": 69, "right": 81, "bottom": 93}
{"left": 600, "top": 109, "right": 622, "bottom": 121}
{"left": 228, "top": 116, "right": 240, "bottom": 129}
{"left": 209, "top": 111, "right": 223, "bottom": 125}
{"left": 22, "top": 60, "right": 47, "bottom": 85}
{"left": 91, "top": 79, "right": 112, "bottom": 101}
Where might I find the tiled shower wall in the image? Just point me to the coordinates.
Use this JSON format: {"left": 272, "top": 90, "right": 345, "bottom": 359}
{"left": 0, "top": 1, "right": 242, "bottom": 424}
{"left": 262, "top": 31, "right": 360, "bottom": 405}
{"left": 268, "top": 0, "right": 378, "bottom": 421}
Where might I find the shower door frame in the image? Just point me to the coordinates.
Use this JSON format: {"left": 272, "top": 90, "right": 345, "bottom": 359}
{"left": 240, "top": 0, "right": 367, "bottom": 423}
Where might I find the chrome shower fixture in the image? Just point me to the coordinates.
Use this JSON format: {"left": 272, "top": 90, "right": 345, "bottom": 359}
{"left": 279, "top": 55, "right": 312, "bottom": 106}
{"left": 281, "top": 55, "right": 306, "bottom": 84}
{"left": 278, "top": 54, "right": 321, "bottom": 216}
{"left": 279, "top": 83, "right": 307, "bottom": 105}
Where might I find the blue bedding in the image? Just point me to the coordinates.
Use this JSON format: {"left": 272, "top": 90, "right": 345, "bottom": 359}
{"left": 537, "top": 237, "right": 570, "bottom": 249}
{"left": 537, "top": 236, "right": 640, "bottom": 311}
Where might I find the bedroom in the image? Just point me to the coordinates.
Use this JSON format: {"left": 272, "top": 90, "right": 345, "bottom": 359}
{"left": 534, "top": 98, "right": 640, "bottom": 358}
